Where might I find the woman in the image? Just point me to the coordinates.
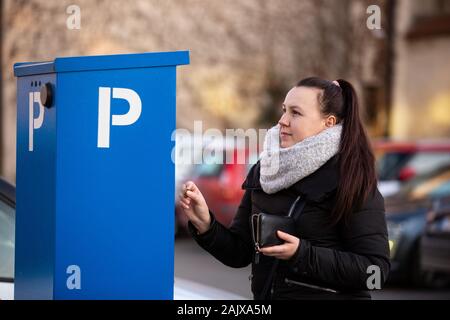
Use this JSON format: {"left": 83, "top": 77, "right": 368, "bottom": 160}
{"left": 178, "top": 77, "right": 390, "bottom": 300}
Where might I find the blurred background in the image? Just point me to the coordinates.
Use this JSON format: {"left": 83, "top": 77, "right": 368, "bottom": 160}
{"left": 0, "top": 0, "right": 450, "bottom": 299}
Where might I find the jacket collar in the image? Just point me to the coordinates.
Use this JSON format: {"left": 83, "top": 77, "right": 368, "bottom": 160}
{"left": 242, "top": 154, "right": 340, "bottom": 202}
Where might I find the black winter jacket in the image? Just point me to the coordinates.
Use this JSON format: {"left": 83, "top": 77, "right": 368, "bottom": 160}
{"left": 189, "top": 154, "right": 391, "bottom": 300}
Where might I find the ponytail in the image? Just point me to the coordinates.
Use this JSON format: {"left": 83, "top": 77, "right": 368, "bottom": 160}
{"left": 332, "top": 79, "right": 377, "bottom": 225}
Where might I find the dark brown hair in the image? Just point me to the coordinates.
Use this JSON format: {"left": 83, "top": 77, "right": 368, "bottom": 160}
{"left": 296, "top": 77, "right": 378, "bottom": 225}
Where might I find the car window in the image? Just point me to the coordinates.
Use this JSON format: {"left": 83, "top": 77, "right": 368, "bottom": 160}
{"left": 193, "top": 150, "right": 226, "bottom": 177}
{"left": 377, "top": 151, "right": 450, "bottom": 181}
{"left": 377, "top": 152, "right": 413, "bottom": 180}
{"left": 194, "top": 163, "right": 223, "bottom": 177}
{"left": 429, "top": 181, "right": 450, "bottom": 199}
{"left": 409, "top": 169, "right": 450, "bottom": 200}
{"left": 0, "top": 199, "right": 14, "bottom": 280}
{"left": 406, "top": 152, "right": 450, "bottom": 176}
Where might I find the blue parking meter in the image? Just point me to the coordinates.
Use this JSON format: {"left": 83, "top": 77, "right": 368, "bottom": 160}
{"left": 14, "top": 51, "right": 189, "bottom": 299}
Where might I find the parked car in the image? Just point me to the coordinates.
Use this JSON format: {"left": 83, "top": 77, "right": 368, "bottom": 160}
{"left": 420, "top": 196, "right": 450, "bottom": 288}
{"left": 175, "top": 145, "right": 257, "bottom": 234}
{"left": 0, "top": 178, "right": 15, "bottom": 300}
{"left": 385, "top": 164, "right": 450, "bottom": 286}
{"left": 0, "top": 177, "right": 246, "bottom": 300}
{"left": 174, "top": 133, "right": 211, "bottom": 195}
{"left": 373, "top": 140, "right": 450, "bottom": 197}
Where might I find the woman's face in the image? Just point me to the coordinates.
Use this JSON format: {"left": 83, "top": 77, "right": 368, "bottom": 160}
{"left": 278, "top": 86, "right": 336, "bottom": 148}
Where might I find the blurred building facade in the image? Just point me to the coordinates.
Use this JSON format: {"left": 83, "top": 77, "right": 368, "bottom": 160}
{"left": 1, "top": 0, "right": 445, "bottom": 183}
{"left": 391, "top": 0, "right": 450, "bottom": 139}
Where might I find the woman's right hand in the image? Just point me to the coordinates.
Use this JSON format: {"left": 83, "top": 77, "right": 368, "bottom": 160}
{"left": 178, "top": 181, "right": 211, "bottom": 234}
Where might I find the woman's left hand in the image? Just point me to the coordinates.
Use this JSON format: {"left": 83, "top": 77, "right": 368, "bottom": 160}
{"left": 259, "top": 230, "right": 301, "bottom": 260}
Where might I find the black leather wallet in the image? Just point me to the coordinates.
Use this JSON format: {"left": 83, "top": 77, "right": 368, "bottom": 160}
{"left": 252, "top": 213, "right": 295, "bottom": 248}
{"left": 251, "top": 195, "right": 304, "bottom": 249}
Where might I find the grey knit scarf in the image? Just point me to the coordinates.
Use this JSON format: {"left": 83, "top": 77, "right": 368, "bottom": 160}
{"left": 259, "top": 123, "right": 343, "bottom": 194}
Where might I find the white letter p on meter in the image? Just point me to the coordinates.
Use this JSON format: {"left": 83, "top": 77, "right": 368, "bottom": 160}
{"left": 97, "top": 87, "right": 142, "bottom": 148}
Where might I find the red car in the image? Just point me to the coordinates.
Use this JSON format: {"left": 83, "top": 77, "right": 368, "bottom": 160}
{"left": 176, "top": 148, "right": 257, "bottom": 234}
{"left": 373, "top": 140, "right": 450, "bottom": 197}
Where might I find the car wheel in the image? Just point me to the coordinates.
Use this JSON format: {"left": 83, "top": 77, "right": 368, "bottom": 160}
{"left": 410, "top": 241, "right": 425, "bottom": 287}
